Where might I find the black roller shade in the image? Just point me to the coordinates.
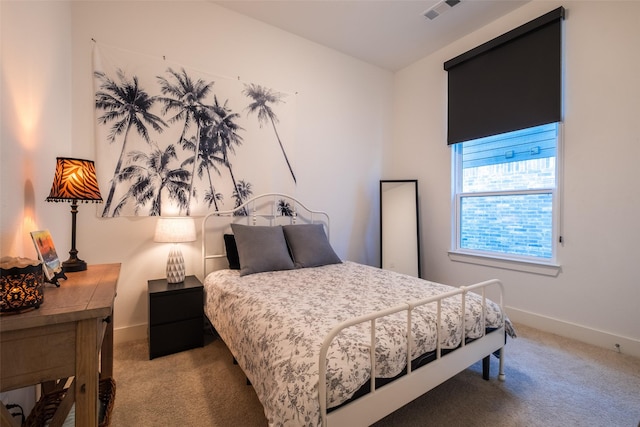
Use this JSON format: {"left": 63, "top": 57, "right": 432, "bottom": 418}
{"left": 445, "top": 7, "right": 565, "bottom": 145}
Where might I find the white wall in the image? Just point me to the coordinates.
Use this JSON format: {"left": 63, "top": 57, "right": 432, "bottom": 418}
{"left": 1, "top": 1, "right": 393, "bottom": 341}
{"left": 0, "top": 0, "right": 72, "bottom": 259}
{"left": 0, "top": 0, "right": 73, "bottom": 414}
{"left": 391, "top": 1, "right": 640, "bottom": 356}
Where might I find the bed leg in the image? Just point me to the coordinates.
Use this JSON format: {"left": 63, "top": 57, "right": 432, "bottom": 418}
{"left": 482, "top": 356, "right": 490, "bottom": 380}
{"left": 498, "top": 347, "right": 506, "bottom": 381}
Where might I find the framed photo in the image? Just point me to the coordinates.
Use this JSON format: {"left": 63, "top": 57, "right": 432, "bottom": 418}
{"left": 30, "top": 230, "right": 63, "bottom": 282}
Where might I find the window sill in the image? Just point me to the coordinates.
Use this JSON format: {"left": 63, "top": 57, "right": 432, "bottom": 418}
{"left": 448, "top": 251, "right": 561, "bottom": 277}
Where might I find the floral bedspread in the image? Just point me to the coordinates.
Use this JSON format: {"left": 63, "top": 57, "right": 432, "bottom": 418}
{"left": 203, "top": 261, "right": 506, "bottom": 426}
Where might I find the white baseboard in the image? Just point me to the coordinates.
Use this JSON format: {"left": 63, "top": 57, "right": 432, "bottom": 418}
{"left": 506, "top": 306, "right": 640, "bottom": 358}
{"left": 114, "top": 323, "right": 147, "bottom": 345}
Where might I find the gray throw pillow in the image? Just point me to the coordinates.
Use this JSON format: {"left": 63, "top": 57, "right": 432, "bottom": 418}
{"left": 230, "top": 224, "right": 294, "bottom": 276}
{"left": 283, "top": 224, "right": 342, "bottom": 268}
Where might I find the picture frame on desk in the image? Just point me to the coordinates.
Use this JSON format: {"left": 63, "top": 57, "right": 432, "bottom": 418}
{"left": 30, "top": 230, "right": 66, "bottom": 286}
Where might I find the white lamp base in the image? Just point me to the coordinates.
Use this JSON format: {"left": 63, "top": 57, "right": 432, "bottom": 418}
{"left": 166, "top": 244, "right": 186, "bottom": 283}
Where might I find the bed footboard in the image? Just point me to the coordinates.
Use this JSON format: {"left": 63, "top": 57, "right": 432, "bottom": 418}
{"left": 318, "top": 279, "right": 506, "bottom": 427}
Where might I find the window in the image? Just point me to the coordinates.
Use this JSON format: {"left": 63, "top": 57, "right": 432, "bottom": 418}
{"left": 451, "top": 123, "right": 560, "bottom": 265}
{"left": 444, "top": 8, "right": 564, "bottom": 274}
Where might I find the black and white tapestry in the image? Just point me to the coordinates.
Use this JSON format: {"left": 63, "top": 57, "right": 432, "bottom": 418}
{"left": 92, "top": 43, "right": 296, "bottom": 217}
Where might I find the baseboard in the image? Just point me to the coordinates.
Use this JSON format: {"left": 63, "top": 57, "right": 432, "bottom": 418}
{"left": 506, "top": 306, "right": 640, "bottom": 358}
{"left": 114, "top": 323, "right": 147, "bottom": 345}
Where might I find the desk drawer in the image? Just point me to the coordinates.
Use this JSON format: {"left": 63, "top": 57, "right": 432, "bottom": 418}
{"left": 0, "top": 322, "right": 76, "bottom": 391}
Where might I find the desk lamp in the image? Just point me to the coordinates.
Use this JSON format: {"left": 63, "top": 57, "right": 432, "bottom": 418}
{"left": 46, "top": 157, "right": 102, "bottom": 272}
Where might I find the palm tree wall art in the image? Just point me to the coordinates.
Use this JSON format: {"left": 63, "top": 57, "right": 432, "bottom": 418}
{"left": 93, "top": 43, "right": 296, "bottom": 217}
{"left": 94, "top": 69, "right": 167, "bottom": 217}
{"left": 243, "top": 84, "right": 296, "bottom": 184}
{"left": 156, "top": 67, "right": 214, "bottom": 215}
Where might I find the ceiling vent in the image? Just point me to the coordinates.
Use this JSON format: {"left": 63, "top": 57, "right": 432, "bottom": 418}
{"left": 423, "top": 0, "right": 461, "bottom": 20}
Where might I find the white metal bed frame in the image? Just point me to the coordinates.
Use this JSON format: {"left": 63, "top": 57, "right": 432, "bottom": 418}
{"left": 202, "top": 193, "right": 506, "bottom": 427}
{"left": 319, "top": 281, "right": 506, "bottom": 426}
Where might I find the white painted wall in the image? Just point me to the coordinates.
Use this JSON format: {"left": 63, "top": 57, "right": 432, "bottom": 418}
{"left": 1, "top": 1, "right": 393, "bottom": 341}
{"left": 1, "top": 0, "right": 72, "bottom": 260}
{"left": 0, "top": 0, "right": 73, "bottom": 414}
{"left": 391, "top": 1, "right": 640, "bottom": 356}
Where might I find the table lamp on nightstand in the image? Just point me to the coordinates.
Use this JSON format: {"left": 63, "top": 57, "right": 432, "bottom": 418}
{"left": 154, "top": 217, "right": 196, "bottom": 283}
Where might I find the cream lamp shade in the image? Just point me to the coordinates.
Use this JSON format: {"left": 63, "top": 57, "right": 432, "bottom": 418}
{"left": 154, "top": 217, "right": 196, "bottom": 283}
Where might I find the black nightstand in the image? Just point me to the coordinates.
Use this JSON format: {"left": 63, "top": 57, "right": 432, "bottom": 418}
{"left": 148, "top": 275, "right": 204, "bottom": 359}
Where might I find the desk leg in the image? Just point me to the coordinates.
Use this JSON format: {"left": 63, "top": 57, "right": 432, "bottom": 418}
{"left": 101, "top": 314, "right": 114, "bottom": 379}
{"left": 75, "top": 318, "right": 99, "bottom": 427}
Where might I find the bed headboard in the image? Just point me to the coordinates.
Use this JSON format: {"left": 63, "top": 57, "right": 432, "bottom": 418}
{"left": 202, "top": 193, "right": 330, "bottom": 278}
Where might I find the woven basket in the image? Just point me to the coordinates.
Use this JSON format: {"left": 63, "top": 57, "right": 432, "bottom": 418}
{"left": 25, "top": 378, "right": 116, "bottom": 427}
{"left": 98, "top": 378, "right": 116, "bottom": 427}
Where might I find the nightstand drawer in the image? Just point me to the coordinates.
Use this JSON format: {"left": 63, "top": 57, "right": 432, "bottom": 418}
{"left": 149, "top": 289, "right": 202, "bottom": 325}
{"left": 149, "top": 317, "right": 204, "bottom": 359}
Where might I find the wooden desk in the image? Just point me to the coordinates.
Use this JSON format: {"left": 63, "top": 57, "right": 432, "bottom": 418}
{"left": 0, "top": 263, "right": 120, "bottom": 427}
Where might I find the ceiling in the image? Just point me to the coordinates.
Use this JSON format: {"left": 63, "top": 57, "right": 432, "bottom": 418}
{"left": 214, "top": 0, "right": 529, "bottom": 71}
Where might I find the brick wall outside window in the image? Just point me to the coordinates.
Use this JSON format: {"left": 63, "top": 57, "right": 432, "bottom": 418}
{"left": 459, "top": 158, "right": 555, "bottom": 258}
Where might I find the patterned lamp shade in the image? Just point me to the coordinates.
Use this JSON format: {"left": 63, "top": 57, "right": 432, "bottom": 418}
{"left": 46, "top": 157, "right": 102, "bottom": 203}
{"left": 45, "top": 157, "right": 102, "bottom": 273}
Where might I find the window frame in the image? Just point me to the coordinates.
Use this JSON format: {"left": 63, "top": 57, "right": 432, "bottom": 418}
{"left": 449, "top": 123, "right": 563, "bottom": 276}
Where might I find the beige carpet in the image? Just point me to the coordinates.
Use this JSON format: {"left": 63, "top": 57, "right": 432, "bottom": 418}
{"left": 111, "top": 324, "right": 640, "bottom": 426}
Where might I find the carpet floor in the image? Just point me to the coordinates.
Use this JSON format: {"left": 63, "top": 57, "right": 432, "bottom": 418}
{"left": 111, "top": 323, "right": 640, "bottom": 426}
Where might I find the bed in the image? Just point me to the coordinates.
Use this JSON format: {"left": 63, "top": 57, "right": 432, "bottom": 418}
{"left": 202, "top": 193, "right": 512, "bottom": 427}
